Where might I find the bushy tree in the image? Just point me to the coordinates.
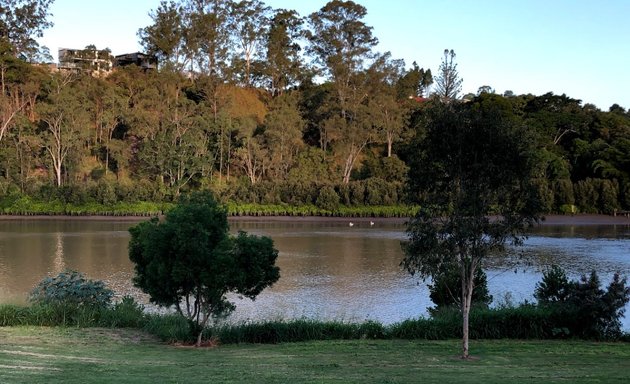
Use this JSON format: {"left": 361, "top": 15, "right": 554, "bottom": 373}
{"left": 534, "top": 265, "right": 571, "bottom": 304}
{"left": 535, "top": 266, "right": 630, "bottom": 339}
{"left": 128, "top": 191, "right": 280, "bottom": 346}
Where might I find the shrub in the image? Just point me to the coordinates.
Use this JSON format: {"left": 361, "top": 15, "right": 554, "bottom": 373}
{"left": 214, "top": 319, "right": 384, "bottom": 344}
{"left": 535, "top": 266, "right": 630, "bottom": 339}
{"left": 29, "top": 270, "right": 113, "bottom": 309}
{"left": 99, "top": 296, "right": 146, "bottom": 328}
{"left": 534, "top": 265, "right": 571, "bottom": 303}
{"left": 315, "top": 185, "right": 340, "bottom": 211}
{"left": 349, "top": 181, "right": 366, "bottom": 206}
{"left": 143, "top": 314, "right": 194, "bottom": 343}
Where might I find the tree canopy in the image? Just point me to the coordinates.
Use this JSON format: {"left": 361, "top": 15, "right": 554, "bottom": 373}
{"left": 0, "top": 0, "right": 627, "bottom": 216}
{"left": 0, "top": 0, "right": 54, "bottom": 60}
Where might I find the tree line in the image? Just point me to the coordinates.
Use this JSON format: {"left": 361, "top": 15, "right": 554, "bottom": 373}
{"left": 0, "top": 0, "right": 628, "bottom": 213}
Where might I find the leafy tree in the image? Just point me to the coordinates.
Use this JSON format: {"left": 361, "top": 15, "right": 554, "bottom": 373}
{"left": 476, "top": 85, "right": 494, "bottom": 95}
{"left": 37, "top": 74, "right": 90, "bottom": 186}
{"left": 263, "top": 92, "right": 305, "bottom": 180}
{"left": 402, "top": 100, "right": 541, "bottom": 359}
{"left": 138, "top": 0, "right": 187, "bottom": 71}
{"left": 0, "top": 0, "right": 54, "bottom": 60}
{"left": 128, "top": 191, "right": 280, "bottom": 346}
{"left": 264, "top": 8, "right": 304, "bottom": 95}
{"left": 534, "top": 265, "right": 571, "bottom": 304}
{"left": 366, "top": 52, "right": 405, "bottom": 158}
{"left": 0, "top": 52, "right": 27, "bottom": 142}
{"left": 83, "top": 77, "right": 126, "bottom": 176}
{"left": 233, "top": 115, "right": 266, "bottom": 184}
{"left": 524, "top": 92, "right": 590, "bottom": 147}
{"left": 185, "top": 0, "right": 233, "bottom": 78}
{"left": 307, "top": 0, "right": 377, "bottom": 118}
{"left": 217, "top": 84, "right": 267, "bottom": 183}
{"left": 535, "top": 266, "right": 630, "bottom": 339}
{"left": 229, "top": 0, "right": 270, "bottom": 87}
{"left": 433, "top": 49, "right": 462, "bottom": 101}
{"left": 396, "top": 61, "right": 432, "bottom": 99}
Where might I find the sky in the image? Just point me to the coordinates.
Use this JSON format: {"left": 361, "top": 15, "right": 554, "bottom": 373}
{"left": 37, "top": 0, "right": 630, "bottom": 110}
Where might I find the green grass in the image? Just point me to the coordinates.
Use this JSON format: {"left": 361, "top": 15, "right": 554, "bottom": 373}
{"left": 1, "top": 327, "right": 629, "bottom": 383}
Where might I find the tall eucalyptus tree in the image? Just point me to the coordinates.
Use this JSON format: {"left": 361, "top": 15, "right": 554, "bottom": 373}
{"left": 0, "top": 0, "right": 54, "bottom": 60}
{"left": 264, "top": 8, "right": 305, "bottom": 96}
{"left": 307, "top": 0, "right": 377, "bottom": 118}
{"left": 229, "top": 0, "right": 270, "bottom": 87}
{"left": 307, "top": 0, "right": 378, "bottom": 183}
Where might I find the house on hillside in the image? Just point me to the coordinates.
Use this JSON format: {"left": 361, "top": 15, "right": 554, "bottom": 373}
{"left": 56, "top": 47, "right": 157, "bottom": 76}
{"left": 58, "top": 46, "right": 114, "bottom": 75}
{"left": 115, "top": 52, "right": 157, "bottom": 71}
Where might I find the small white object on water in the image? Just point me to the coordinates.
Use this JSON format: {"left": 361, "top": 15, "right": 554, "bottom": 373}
{"left": 349, "top": 222, "right": 354, "bottom": 227}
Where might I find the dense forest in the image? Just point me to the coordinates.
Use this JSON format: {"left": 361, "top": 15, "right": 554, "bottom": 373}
{"left": 0, "top": 0, "right": 628, "bottom": 214}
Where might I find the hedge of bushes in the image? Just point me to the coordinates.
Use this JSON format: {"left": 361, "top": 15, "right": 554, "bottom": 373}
{"left": 2, "top": 303, "right": 628, "bottom": 344}
{"left": 0, "top": 176, "right": 627, "bottom": 216}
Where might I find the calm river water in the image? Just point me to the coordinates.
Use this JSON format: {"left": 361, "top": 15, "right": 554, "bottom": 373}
{"left": 0, "top": 218, "right": 629, "bottom": 327}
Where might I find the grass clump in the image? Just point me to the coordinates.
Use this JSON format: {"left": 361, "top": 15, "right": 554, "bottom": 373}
{"left": 214, "top": 319, "right": 386, "bottom": 344}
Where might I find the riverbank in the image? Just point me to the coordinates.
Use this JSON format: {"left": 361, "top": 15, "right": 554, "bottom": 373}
{"left": 0, "top": 213, "right": 628, "bottom": 226}
{"left": 1, "top": 326, "right": 629, "bottom": 383}
{"left": 228, "top": 214, "right": 630, "bottom": 226}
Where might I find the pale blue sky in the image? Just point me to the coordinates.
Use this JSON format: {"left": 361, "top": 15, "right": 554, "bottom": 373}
{"left": 38, "top": 0, "right": 630, "bottom": 110}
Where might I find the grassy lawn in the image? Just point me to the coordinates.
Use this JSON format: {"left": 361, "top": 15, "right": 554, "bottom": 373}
{"left": 1, "top": 327, "right": 629, "bottom": 383}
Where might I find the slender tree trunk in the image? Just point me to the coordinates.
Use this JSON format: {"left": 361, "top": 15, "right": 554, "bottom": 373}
{"left": 461, "top": 260, "right": 475, "bottom": 359}
{"left": 462, "top": 293, "right": 471, "bottom": 359}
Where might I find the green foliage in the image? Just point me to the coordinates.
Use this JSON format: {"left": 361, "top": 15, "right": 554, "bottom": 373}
{"left": 535, "top": 265, "right": 572, "bottom": 304}
{"left": 552, "top": 179, "right": 575, "bottom": 211}
{"left": 225, "top": 202, "right": 417, "bottom": 218}
{"left": 535, "top": 266, "right": 630, "bottom": 339}
{"left": 0, "top": 1, "right": 627, "bottom": 214}
{"left": 403, "top": 100, "right": 543, "bottom": 357}
{"left": 129, "top": 191, "right": 280, "bottom": 345}
{"left": 574, "top": 178, "right": 600, "bottom": 213}
{"left": 99, "top": 296, "right": 146, "bottom": 328}
{"left": 315, "top": 185, "right": 340, "bottom": 210}
{"left": 599, "top": 179, "right": 619, "bottom": 214}
{"left": 143, "top": 314, "right": 194, "bottom": 343}
{"left": 428, "top": 266, "right": 492, "bottom": 314}
{"left": 29, "top": 270, "right": 113, "bottom": 309}
{"left": 531, "top": 178, "right": 554, "bottom": 213}
{"left": 215, "top": 319, "right": 385, "bottom": 344}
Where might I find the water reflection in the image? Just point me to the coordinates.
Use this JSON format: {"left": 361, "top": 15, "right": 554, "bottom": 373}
{"left": 0, "top": 219, "right": 141, "bottom": 303}
{"left": 0, "top": 218, "right": 628, "bottom": 329}
{"left": 53, "top": 232, "right": 65, "bottom": 275}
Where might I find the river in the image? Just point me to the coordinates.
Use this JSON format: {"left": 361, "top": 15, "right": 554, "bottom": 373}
{"left": 0, "top": 217, "right": 628, "bottom": 327}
